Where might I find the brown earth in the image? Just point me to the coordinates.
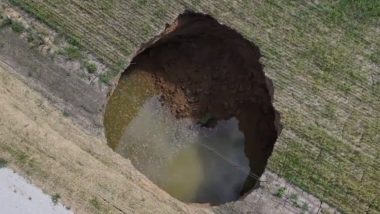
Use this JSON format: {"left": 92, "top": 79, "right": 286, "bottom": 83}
{"left": 121, "top": 12, "right": 282, "bottom": 196}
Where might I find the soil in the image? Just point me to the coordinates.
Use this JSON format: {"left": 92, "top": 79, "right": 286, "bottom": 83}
{"left": 0, "top": 29, "right": 106, "bottom": 134}
{"left": 121, "top": 12, "right": 282, "bottom": 195}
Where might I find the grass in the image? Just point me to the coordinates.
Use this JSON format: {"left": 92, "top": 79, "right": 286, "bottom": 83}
{"left": 0, "top": 158, "right": 7, "bottom": 168}
{"left": 0, "top": 17, "right": 12, "bottom": 29}
{"left": 326, "top": 0, "right": 380, "bottom": 24}
{"left": 26, "top": 32, "right": 44, "bottom": 48}
{"left": 99, "top": 72, "right": 112, "bottom": 84}
{"left": 64, "top": 46, "right": 82, "bottom": 60}
{"left": 289, "top": 193, "right": 301, "bottom": 208}
{"left": 2, "top": 10, "right": 103, "bottom": 80}
{"left": 274, "top": 187, "right": 286, "bottom": 198}
{"left": 0, "top": 17, "right": 25, "bottom": 33}
{"left": 0, "top": 15, "right": 46, "bottom": 49}
{"left": 322, "top": 104, "right": 336, "bottom": 120}
{"left": 100, "top": 61, "right": 125, "bottom": 84}
{"left": 6, "top": 0, "right": 380, "bottom": 213}
{"left": 10, "top": 20, "right": 25, "bottom": 33}
{"left": 85, "top": 61, "right": 97, "bottom": 73}
{"left": 62, "top": 111, "right": 70, "bottom": 117}
{"left": 67, "top": 36, "right": 82, "bottom": 48}
{"left": 89, "top": 198, "right": 101, "bottom": 210}
{"left": 301, "top": 202, "right": 309, "bottom": 213}
{"left": 51, "top": 193, "right": 60, "bottom": 205}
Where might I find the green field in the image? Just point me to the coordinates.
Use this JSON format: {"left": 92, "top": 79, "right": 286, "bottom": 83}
{"left": 6, "top": 0, "right": 380, "bottom": 213}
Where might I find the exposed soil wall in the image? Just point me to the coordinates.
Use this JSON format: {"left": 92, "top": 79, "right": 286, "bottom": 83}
{"left": 117, "top": 11, "right": 282, "bottom": 197}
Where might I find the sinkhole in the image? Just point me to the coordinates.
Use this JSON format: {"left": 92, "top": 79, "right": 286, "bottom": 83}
{"left": 104, "top": 11, "right": 281, "bottom": 205}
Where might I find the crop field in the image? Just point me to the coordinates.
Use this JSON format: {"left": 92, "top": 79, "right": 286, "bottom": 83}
{"left": 4, "top": 0, "right": 380, "bottom": 213}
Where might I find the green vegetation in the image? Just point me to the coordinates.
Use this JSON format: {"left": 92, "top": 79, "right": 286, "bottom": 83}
{"left": 67, "top": 36, "right": 82, "bottom": 48}
{"left": 89, "top": 198, "right": 101, "bottom": 210}
{"left": 26, "top": 32, "right": 44, "bottom": 48}
{"left": 301, "top": 202, "right": 309, "bottom": 213}
{"left": 322, "top": 104, "right": 336, "bottom": 119}
{"left": 51, "top": 193, "right": 61, "bottom": 205}
{"left": 64, "top": 46, "right": 82, "bottom": 60}
{"left": 289, "top": 193, "right": 301, "bottom": 208}
{"left": 62, "top": 111, "right": 70, "bottom": 117}
{"left": 85, "top": 61, "right": 97, "bottom": 73}
{"left": 369, "top": 49, "right": 380, "bottom": 64}
{"left": 325, "top": 0, "right": 380, "bottom": 24}
{"left": 274, "top": 187, "right": 286, "bottom": 198}
{"left": 100, "top": 61, "right": 125, "bottom": 84}
{"left": 15, "top": 151, "right": 28, "bottom": 164}
{"left": 10, "top": 20, "right": 25, "bottom": 33}
{"left": 99, "top": 72, "right": 112, "bottom": 84}
{"left": 0, "top": 17, "right": 12, "bottom": 29}
{"left": 0, "top": 158, "right": 7, "bottom": 168}
{"left": 7, "top": 0, "right": 380, "bottom": 213}
{"left": 0, "top": 15, "right": 46, "bottom": 49}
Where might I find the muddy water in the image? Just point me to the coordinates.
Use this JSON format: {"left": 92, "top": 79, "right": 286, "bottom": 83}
{"left": 104, "top": 71, "right": 156, "bottom": 150}
{"left": 104, "top": 71, "right": 250, "bottom": 204}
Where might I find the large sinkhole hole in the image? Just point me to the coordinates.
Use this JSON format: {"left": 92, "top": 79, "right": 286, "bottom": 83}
{"left": 104, "top": 11, "right": 281, "bottom": 205}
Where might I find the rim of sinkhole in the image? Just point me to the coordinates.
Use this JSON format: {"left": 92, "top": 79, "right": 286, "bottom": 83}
{"left": 104, "top": 11, "right": 282, "bottom": 206}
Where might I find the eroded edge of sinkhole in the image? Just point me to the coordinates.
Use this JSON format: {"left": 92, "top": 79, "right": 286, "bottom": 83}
{"left": 104, "top": 10, "right": 282, "bottom": 206}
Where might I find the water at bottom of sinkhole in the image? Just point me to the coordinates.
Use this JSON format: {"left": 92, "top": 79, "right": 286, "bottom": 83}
{"left": 115, "top": 96, "right": 250, "bottom": 204}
